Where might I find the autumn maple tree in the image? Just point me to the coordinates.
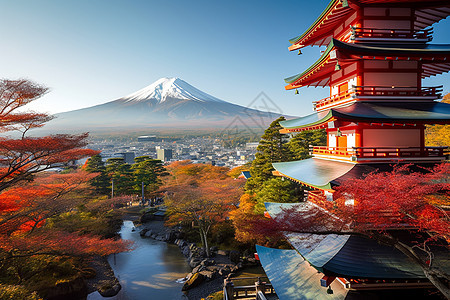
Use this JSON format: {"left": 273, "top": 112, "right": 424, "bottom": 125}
{"left": 257, "top": 164, "right": 450, "bottom": 297}
{"left": 426, "top": 93, "right": 450, "bottom": 147}
{"left": 163, "top": 161, "right": 243, "bottom": 256}
{"left": 0, "top": 79, "right": 130, "bottom": 294}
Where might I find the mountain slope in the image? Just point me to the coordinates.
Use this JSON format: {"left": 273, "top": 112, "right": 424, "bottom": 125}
{"left": 41, "top": 77, "right": 283, "bottom": 133}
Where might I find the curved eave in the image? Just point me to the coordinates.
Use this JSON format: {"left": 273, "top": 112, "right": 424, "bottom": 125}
{"left": 285, "top": 42, "right": 335, "bottom": 89}
{"left": 333, "top": 38, "right": 450, "bottom": 56}
{"left": 332, "top": 101, "right": 450, "bottom": 123}
{"left": 279, "top": 110, "right": 334, "bottom": 131}
{"left": 272, "top": 158, "right": 355, "bottom": 191}
{"left": 275, "top": 170, "right": 333, "bottom": 190}
{"left": 289, "top": 0, "right": 353, "bottom": 50}
{"left": 285, "top": 39, "right": 450, "bottom": 90}
{"left": 288, "top": 1, "right": 450, "bottom": 50}
{"left": 279, "top": 101, "right": 450, "bottom": 132}
{"left": 255, "top": 245, "right": 349, "bottom": 299}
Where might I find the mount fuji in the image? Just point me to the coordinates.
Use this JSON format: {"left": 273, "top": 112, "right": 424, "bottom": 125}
{"left": 41, "top": 77, "right": 283, "bottom": 133}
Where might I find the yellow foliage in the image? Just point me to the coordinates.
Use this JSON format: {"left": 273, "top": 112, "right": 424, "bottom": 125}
{"left": 425, "top": 94, "right": 450, "bottom": 146}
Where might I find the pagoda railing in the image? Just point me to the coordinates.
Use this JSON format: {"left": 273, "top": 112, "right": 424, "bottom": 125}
{"left": 312, "top": 146, "right": 448, "bottom": 159}
{"left": 350, "top": 27, "right": 433, "bottom": 41}
{"left": 353, "top": 146, "right": 447, "bottom": 158}
{"left": 354, "top": 85, "right": 442, "bottom": 98}
{"left": 312, "top": 146, "right": 356, "bottom": 157}
{"left": 314, "top": 85, "right": 442, "bottom": 110}
{"left": 314, "top": 89, "right": 354, "bottom": 110}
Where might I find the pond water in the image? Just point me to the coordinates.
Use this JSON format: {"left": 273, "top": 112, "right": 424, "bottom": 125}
{"left": 87, "top": 220, "right": 191, "bottom": 300}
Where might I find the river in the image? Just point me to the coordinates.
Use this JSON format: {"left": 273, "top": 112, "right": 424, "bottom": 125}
{"left": 87, "top": 220, "right": 191, "bottom": 300}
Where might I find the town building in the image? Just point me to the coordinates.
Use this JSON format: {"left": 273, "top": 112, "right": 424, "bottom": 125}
{"left": 156, "top": 148, "right": 173, "bottom": 162}
{"left": 115, "top": 152, "right": 135, "bottom": 164}
{"left": 256, "top": 1, "right": 450, "bottom": 299}
{"left": 137, "top": 135, "right": 157, "bottom": 142}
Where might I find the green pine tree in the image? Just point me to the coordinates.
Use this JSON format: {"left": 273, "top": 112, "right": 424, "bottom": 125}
{"left": 245, "top": 116, "right": 294, "bottom": 193}
{"left": 84, "top": 154, "right": 110, "bottom": 195}
{"left": 254, "top": 177, "right": 300, "bottom": 214}
{"left": 287, "top": 129, "right": 327, "bottom": 160}
{"left": 131, "top": 156, "right": 168, "bottom": 197}
{"left": 106, "top": 157, "right": 134, "bottom": 196}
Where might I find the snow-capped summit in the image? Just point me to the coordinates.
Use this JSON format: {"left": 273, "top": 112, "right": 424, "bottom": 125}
{"left": 122, "top": 77, "right": 226, "bottom": 103}
{"left": 41, "top": 76, "right": 285, "bottom": 134}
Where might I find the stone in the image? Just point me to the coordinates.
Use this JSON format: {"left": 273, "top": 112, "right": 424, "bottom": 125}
{"left": 189, "top": 258, "right": 201, "bottom": 268}
{"left": 182, "top": 272, "right": 204, "bottom": 291}
{"left": 218, "top": 266, "right": 230, "bottom": 277}
{"left": 206, "top": 265, "right": 220, "bottom": 272}
{"left": 182, "top": 247, "right": 191, "bottom": 257}
{"left": 199, "top": 270, "right": 215, "bottom": 281}
{"left": 144, "top": 230, "right": 153, "bottom": 237}
{"left": 197, "top": 248, "right": 206, "bottom": 257}
{"left": 165, "top": 232, "right": 174, "bottom": 242}
{"left": 139, "top": 229, "right": 148, "bottom": 237}
{"left": 99, "top": 282, "right": 121, "bottom": 297}
{"left": 185, "top": 272, "right": 193, "bottom": 281}
{"left": 217, "top": 250, "right": 229, "bottom": 256}
{"left": 192, "top": 265, "right": 201, "bottom": 274}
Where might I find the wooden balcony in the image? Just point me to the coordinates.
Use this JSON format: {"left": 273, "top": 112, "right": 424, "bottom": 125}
{"left": 354, "top": 86, "right": 442, "bottom": 99}
{"left": 314, "top": 85, "right": 442, "bottom": 111}
{"left": 314, "top": 89, "right": 354, "bottom": 111}
{"left": 350, "top": 27, "right": 433, "bottom": 42}
{"left": 311, "top": 146, "right": 448, "bottom": 162}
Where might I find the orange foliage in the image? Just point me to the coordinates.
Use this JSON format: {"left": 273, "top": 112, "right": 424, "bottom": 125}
{"left": 0, "top": 79, "right": 128, "bottom": 258}
{"left": 163, "top": 161, "right": 243, "bottom": 255}
{"left": 228, "top": 193, "right": 279, "bottom": 245}
{"left": 265, "top": 164, "right": 450, "bottom": 242}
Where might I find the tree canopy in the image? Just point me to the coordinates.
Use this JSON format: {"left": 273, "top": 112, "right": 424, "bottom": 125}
{"left": 0, "top": 79, "right": 130, "bottom": 297}
{"left": 259, "top": 164, "right": 450, "bottom": 297}
{"left": 163, "top": 161, "right": 242, "bottom": 256}
{"left": 425, "top": 93, "right": 450, "bottom": 147}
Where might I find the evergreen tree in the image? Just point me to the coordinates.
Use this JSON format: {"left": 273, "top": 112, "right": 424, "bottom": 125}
{"left": 254, "top": 178, "right": 300, "bottom": 214}
{"left": 84, "top": 154, "right": 110, "bottom": 195}
{"left": 131, "top": 156, "right": 168, "bottom": 197}
{"left": 287, "top": 129, "right": 327, "bottom": 160}
{"left": 106, "top": 157, "right": 134, "bottom": 196}
{"left": 245, "top": 116, "right": 293, "bottom": 193}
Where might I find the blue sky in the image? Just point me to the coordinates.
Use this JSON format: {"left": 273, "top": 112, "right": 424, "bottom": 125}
{"left": 1, "top": 0, "right": 450, "bottom": 118}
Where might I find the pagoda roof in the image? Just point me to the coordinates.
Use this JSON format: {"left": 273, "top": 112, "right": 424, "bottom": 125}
{"left": 285, "top": 39, "right": 450, "bottom": 89}
{"left": 264, "top": 202, "right": 450, "bottom": 279}
{"left": 280, "top": 101, "right": 450, "bottom": 131}
{"left": 255, "top": 245, "right": 349, "bottom": 299}
{"left": 272, "top": 158, "right": 355, "bottom": 190}
{"left": 272, "top": 161, "right": 441, "bottom": 190}
{"left": 288, "top": 0, "right": 353, "bottom": 50}
{"left": 289, "top": 0, "right": 450, "bottom": 50}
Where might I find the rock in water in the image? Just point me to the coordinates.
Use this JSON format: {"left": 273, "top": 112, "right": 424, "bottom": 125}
{"left": 181, "top": 273, "right": 204, "bottom": 291}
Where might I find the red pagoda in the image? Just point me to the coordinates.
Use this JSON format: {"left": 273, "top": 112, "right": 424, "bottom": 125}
{"left": 256, "top": 1, "right": 450, "bottom": 299}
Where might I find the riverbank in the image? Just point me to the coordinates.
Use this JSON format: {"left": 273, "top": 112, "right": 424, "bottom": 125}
{"left": 89, "top": 205, "right": 261, "bottom": 299}
{"left": 85, "top": 205, "right": 142, "bottom": 297}
{"left": 139, "top": 219, "right": 228, "bottom": 300}
{"left": 85, "top": 256, "right": 120, "bottom": 295}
